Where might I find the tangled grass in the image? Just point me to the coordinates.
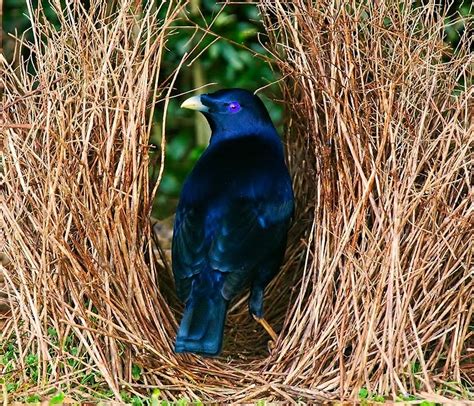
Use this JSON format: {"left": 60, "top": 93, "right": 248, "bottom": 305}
{"left": 260, "top": 0, "right": 473, "bottom": 400}
{"left": 1, "top": 0, "right": 473, "bottom": 403}
{"left": 2, "top": 0, "right": 186, "bottom": 401}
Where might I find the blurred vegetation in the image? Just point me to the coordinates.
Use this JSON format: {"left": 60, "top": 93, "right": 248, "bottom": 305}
{"left": 149, "top": 0, "right": 283, "bottom": 218}
{"left": 3, "top": 0, "right": 471, "bottom": 219}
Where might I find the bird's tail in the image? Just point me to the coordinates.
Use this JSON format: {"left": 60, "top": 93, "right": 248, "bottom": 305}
{"left": 175, "top": 295, "right": 228, "bottom": 356}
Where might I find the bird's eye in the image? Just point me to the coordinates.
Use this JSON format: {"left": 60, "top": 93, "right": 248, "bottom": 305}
{"left": 227, "top": 102, "right": 241, "bottom": 113}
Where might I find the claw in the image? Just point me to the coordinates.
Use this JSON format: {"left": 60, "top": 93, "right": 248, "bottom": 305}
{"left": 252, "top": 314, "right": 278, "bottom": 342}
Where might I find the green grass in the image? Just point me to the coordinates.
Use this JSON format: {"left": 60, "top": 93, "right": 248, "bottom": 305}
{"left": 2, "top": 330, "right": 472, "bottom": 405}
{"left": 1, "top": 332, "right": 205, "bottom": 405}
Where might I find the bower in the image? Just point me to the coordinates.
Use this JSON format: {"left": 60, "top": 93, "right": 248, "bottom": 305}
{"left": 2, "top": 0, "right": 472, "bottom": 403}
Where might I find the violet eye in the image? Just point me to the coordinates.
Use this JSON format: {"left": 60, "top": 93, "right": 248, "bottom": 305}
{"left": 227, "top": 102, "right": 241, "bottom": 113}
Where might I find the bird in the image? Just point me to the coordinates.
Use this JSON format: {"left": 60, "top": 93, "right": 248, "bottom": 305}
{"left": 172, "top": 88, "right": 294, "bottom": 356}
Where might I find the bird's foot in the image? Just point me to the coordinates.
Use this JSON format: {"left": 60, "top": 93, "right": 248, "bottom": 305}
{"left": 252, "top": 314, "right": 278, "bottom": 342}
{"left": 267, "top": 339, "right": 276, "bottom": 353}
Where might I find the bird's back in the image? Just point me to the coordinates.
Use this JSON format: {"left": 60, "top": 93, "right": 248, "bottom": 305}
{"left": 180, "top": 134, "right": 290, "bottom": 207}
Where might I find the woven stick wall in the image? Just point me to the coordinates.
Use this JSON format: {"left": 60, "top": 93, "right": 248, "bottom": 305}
{"left": 258, "top": 0, "right": 473, "bottom": 400}
{"left": 1, "top": 0, "right": 473, "bottom": 403}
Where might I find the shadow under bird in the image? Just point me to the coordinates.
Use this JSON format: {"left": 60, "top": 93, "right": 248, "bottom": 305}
{"left": 173, "top": 88, "right": 294, "bottom": 355}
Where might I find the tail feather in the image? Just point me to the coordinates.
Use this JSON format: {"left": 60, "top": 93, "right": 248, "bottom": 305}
{"left": 175, "top": 295, "right": 228, "bottom": 355}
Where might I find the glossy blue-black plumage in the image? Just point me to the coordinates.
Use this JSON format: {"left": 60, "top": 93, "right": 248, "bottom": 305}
{"left": 172, "top": 89, "right": 294, "bottom": 355}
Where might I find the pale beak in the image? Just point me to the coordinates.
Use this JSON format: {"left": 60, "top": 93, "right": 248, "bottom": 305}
{"left": 180, "top": 95, "right": 209, "bottom": 112}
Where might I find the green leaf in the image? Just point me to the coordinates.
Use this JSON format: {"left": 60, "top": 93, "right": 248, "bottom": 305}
{"left": 160, "top": 174, "right": 180, "bottom": 194}
{"left": 26, "top": 353, "right": 38, "bottom": 366}
{"left": 189, "top": 146, "right": 205, "bottom": 161}
{"left": 150, "top": 389, "right": 161, "bottom": 406}
{"left": 26, "top": 394, "right": 41, "bottom": 403}
{"left": 411, "top": 361, "right": 421, "bottom": 374}
{"left": 131, "top": 396, "right": 143, "bottom": 406}
{"left": 208, "top": 42, "right": 221, "bottom": 60}
{"left": 221, "top": 43, "right": 244, "bottom": 70}
{"left": 80, "top": 372, "right": 96, "bottom": 385}
{"left": 49, "top": 392, "right": 65, "bottom": 405}
{"left": 167, "top": 134, "right": 191, "bottom": 161}
{"left": 7, "top": 383, "right": 18, "bottom": 393}
{"left": 358, "top": 387, "right": 369, "bottom": 399}
{"left": 47, "top": 327, "right": 58, "bottom": 338}
{"left": 132, "top": 364, "right": 142, "bottom": 380}
{"left": 398, "top": 393, "right": 417, "bottom": 401}
{"left": 214, "top": 13, "right": 236, "bottom": 27}
{"left": 236, "top": 23, "right": 258, "bottom": 41}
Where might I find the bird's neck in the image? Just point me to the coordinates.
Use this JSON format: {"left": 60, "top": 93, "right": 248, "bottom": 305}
{"left": 209, "top": 122, "right": 279, "bottom": 145}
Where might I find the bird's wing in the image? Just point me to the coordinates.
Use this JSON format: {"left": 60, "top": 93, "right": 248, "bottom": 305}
{"left": 172, "top": 196, "right": 293, "bottom": 302}
{"left": 172, "top": 206, "right": 207, "bottom": 302}
{"left": 208, "top": 198, "right": 292, "bottom": 271}
{"left": 209, "top": 197, "right": 293, "bottom": 300}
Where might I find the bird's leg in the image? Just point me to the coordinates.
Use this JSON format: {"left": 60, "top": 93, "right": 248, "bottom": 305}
{"left": 252, "top": 314, "right": 278, "bottom": 342}
{"left": 249, "top": 286, "right": 278, "bottom": 348}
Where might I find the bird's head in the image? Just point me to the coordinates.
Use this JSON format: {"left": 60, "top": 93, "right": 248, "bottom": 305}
{"left": 180, "top": 88, "right": 276, "bottom": 142}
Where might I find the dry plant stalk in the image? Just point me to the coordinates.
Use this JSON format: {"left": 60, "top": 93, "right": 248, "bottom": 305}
{"left": 1, "top": 0, "right": 187, "bottom": 401}
{"left": 260, "top": 0, "right": 473, "bottom": 400}
{"left": 1, "top": 0, "right": 473, "bottom": 403}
